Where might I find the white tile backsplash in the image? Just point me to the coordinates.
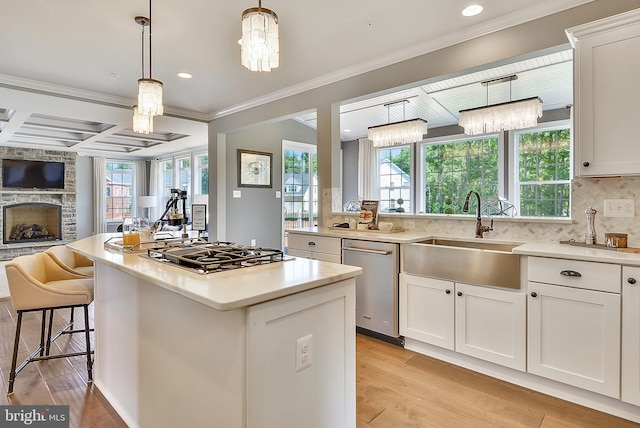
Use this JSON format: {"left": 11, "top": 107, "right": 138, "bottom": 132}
{"left": 328, "top": 177, "right": 640, "bottom": 246}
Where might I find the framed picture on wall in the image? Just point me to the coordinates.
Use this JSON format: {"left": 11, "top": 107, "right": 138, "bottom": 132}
{"left": 237, "top": 149, "right": 272, "bottom": 188}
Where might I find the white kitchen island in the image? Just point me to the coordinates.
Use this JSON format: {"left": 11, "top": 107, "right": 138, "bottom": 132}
{"left": 67, "top": 234, "right": 362, "bottom": 428}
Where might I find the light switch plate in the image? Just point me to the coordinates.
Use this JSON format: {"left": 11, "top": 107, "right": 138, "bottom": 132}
{"left": 233, "top": 190, "right": 241, "bottom": 198}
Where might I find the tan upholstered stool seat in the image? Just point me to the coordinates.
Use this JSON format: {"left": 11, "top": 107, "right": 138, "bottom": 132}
{"left": 45, "top": 245, "right": 94, "bottom": 277}
{"left": 4, "top": 252, "right": 94, "bottom": 395}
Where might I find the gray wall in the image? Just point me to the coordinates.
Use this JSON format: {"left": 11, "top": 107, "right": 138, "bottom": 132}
{"left": 225, "top": 119, "right": 316, "bottom": 248}
{"left": 208, "top": 0, "right": 639, "bottom": 231}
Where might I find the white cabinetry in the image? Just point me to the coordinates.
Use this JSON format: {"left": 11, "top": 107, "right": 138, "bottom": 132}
{"left": 247, "top": 279, "right": 356, "bottom": 427}
{"left": 567, "top": 10, "right": 640, "bottom": 176}
{"left": 400, "top": 274, "right": 454, "bottom": 349}
{"left": 287, "top": 233, "right": 341, "bottom": 263}
{"left": 400, "top": 273, "right": 526, "bottom": 370}
{"left": 622, "top": 266, "right": 640, "bottom": 406}
{"left": 455, "top": 282, "right": 526, "bottom": 371}
{"left": 527, "top": 257, "right": 621, "bottom": 398}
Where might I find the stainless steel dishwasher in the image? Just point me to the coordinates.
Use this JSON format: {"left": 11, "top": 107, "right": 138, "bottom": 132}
{"left": 342, "top": 239, "right": 402, "bottom": 344}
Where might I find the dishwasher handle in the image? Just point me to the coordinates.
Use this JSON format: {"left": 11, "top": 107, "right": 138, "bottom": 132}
{"left": 343, "top": 247, "right": 392, "bottom": 256}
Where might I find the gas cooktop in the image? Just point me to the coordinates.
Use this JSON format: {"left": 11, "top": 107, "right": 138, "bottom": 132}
{"left": 143, "top": 241, "right": 293, "bottom": 274}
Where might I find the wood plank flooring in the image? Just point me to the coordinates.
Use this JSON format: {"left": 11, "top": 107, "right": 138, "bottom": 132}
{"left": 1, "top": 297, "right": 638, "bottom": 427}
{"left": 356, "top": 335, "right": 639, "bottom": 428}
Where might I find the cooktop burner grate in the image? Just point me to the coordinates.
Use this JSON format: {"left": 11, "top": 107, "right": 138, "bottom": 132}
{"left": 143, "top": 241, "right": 291, "bottom": 274}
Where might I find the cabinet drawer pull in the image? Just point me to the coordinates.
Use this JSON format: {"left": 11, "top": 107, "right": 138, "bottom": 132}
{"left": 628, "top": 277, "right": 637, "bottom": 285}
{"left": 445, "top": 289, "right": 451, "bottom": 294}
{"left": 582, "top": 161, "right": 590, "bottom": 167}
{"left": 457, "top": 291, "right": 463, "bottom": 297}
{"left": 560, "top": 270, "right": 582, "bottom": 278}
{"left": 308, "top": 241, "right": 316, "bottom": 246}
{"left": 530, "top": 292, "right": 538, "bottom": 298}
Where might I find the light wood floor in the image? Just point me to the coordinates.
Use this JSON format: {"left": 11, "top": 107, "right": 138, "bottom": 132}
{"left": 1, "top": 297, "right": 638, "bottom": 428}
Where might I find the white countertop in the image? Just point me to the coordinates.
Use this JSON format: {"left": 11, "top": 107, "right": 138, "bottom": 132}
{"left": 289, "top": 227, "right": 640, "bottom": 266}
{"left": 286, "top": 227, "right": 433, "bottom": 244}
{"left": 514, "top": 241, "right": 640, "bottom": 266}
{"left": 68, "top": 234, "right": 362, "bottom": 311}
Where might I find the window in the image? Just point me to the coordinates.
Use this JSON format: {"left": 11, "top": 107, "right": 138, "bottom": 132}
{"left": 283, "top": 142, "right": 318, "bottom": 229}
{"left": 378, "top": 146, "right": 412, "bottom": 213}
{"left": 194, "top": 154, "right": 209, "bottom": 195}
{"left": 420, "top": 136, "right": 499, "bottom": 215}
{"left": 160, "top": 160, "right": 174, "bottom": 200}
{"left": 105, "top": 162, "right": 134, "bottom": 221}
{"left": 514, "top": 126, "right": 571, "bottom": 217}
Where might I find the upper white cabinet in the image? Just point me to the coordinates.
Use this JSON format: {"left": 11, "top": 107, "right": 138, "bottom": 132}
{"left": 622, "top": 266, "right": 640, "bottom": 406}
{"left": 567, "top": 9, "right": 640, "bottom": 176}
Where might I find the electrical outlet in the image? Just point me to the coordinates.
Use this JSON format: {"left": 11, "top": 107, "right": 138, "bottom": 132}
{"left": 296, "top": 334, "right": 313, "bottom": 372}
{"left": 603, "top": 199, "right": 635, "bottom": 218}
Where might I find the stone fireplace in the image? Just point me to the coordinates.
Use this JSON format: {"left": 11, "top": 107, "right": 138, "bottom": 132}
{"left": 3, "top": 202, "right": 62, "bottom": 244}
{"left": 0, "top": 147, "right": 77, "bottom": 260}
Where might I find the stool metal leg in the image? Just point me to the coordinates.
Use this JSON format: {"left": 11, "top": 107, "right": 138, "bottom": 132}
{"left": 83, "top": 304, "right": 93, "bottom": 382}
{"left": 7, "top": 311, "right": 23, "bottom": 395}
{"left": 39, "top": 309, "right": 47, "bottom": 357}
{"left": 45, "top": 309, "right": 54, "bottom": 356}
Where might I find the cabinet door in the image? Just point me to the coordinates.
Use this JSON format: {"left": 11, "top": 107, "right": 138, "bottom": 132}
{"left": 572, "top": 16, "right": 640, "bottom": 176}
{"left": 622, "top": 267, "right": 640, "bottom": 406}
{"left": 528, "top": 282, "right": 621, "bottom": 398}
{"left": 399, "top": 274, "right": 454, "bottom": 349}
{"left": 454, "top": 283, "right": 526, "bottom": 371}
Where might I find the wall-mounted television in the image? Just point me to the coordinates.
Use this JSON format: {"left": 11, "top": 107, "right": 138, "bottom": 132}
{"left": 1, "top": 159, "right": 65, "bottom": 189}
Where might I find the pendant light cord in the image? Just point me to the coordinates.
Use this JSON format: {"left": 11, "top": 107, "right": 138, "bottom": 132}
{"left": 141, "top": 22, "right": 145, "bottom": 79}
{"left": 149, "top": 0, "right": 153, "bottom": 79}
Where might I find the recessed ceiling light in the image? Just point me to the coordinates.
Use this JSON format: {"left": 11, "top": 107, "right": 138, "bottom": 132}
{"left": 462, "top": 5, "right": 483, "bottom": 17}
{"left": 177, "top": 72, "right": 192, "bottom": 79}
{"left": 344, "top": 129, "right": 352, "bottom": 133}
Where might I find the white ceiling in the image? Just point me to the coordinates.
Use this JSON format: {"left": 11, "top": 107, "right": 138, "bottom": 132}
{"left": 0, "top": 0, "right": 587, "bottom": 157}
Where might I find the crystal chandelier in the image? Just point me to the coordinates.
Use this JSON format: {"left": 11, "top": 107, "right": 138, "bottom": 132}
{"left": 458, "top": 76, "right": 542, "bottom": 136}
{"left": 133, "top": 0, "right": 163, "bottom": 129}
{"left": 241, "top": 0, "right": 279, "bottom": 72}
{"left": 367, "top": 101, "right": 428, "bottom": 147}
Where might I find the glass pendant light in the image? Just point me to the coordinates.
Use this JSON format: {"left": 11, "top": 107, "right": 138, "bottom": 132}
{"left": 241, "top": 0, "right": 279, "bottom": 72}
{"left": 133, "top": 0, "right": 163, "bottom": 130}
{"left": 367, "top": 100, "right": 428, "bottom": 147}
{"left": 458, "top": 76, "right": 542, "bottom": 135}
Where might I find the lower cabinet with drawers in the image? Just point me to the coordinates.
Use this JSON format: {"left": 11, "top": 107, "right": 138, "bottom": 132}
{"left": 287, "top": 233, "right": 342, "bottom": 263}
{"left": 400, "top": 249, "right": 640, "bottom": 423}
{"left": 527, "top": 256, "right": 621, "bottom": 398}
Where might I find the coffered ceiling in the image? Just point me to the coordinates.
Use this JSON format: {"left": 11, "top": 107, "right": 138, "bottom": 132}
{"left": 0, "top": 0, "right": 588, "bottom": 158}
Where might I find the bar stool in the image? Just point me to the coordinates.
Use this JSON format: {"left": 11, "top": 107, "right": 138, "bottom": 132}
{"left": 4, "top": 252, "right": 94, "bottom": 395}
{"left": 45, "top": 245, "right": 94, "bottom": 277}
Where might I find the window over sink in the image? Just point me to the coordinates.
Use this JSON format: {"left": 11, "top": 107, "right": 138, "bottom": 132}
{"left": 368, "top": 120, "right": 571, "bottom": 218}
